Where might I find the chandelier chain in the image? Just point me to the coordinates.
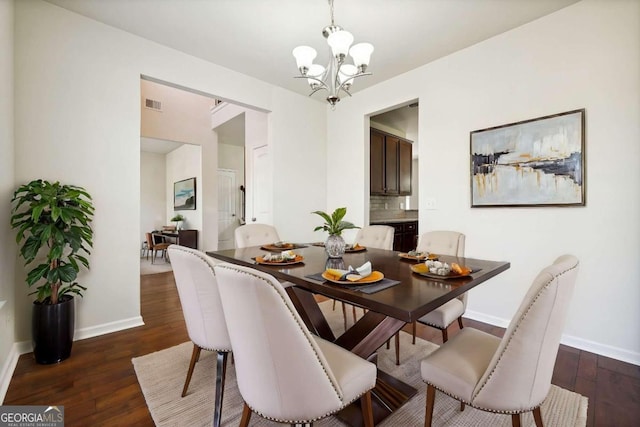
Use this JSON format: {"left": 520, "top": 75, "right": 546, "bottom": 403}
{"left": 329, "top": 0, "right": 335, "bottom": 26}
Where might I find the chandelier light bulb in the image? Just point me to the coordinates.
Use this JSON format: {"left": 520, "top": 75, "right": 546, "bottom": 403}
{"left": 307, "top": 64, "right": 326, "bottom": 89}
{"left": 338, "top": 64, "right": 357, "bottom": 88}
{"left": 349, "top": 43, "right": 374, "bottom": 72}
{"left": 292, "top": 46, "right": 317, "bottom": 74}
{"left": 327, "top": 30, "right": 354, "bottom": 60}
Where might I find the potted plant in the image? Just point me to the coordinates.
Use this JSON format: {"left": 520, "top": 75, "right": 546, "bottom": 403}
{"left": 10, "top": 179, "right": 94, "bottom": 364}
{"left": 170, "top": 213, "right": 185, "bottom": 230}
{"left": 312, "top": 207, "right": 359, "bottom": 258}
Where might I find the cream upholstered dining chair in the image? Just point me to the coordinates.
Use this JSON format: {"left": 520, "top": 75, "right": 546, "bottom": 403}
{"left": 214, "top": 263, "right": 377, "bottom": 427}
{"left": 414, "top": 230, "right": 467, "bottom": 343}
{"left": 337, "top": 225, "right": 395, "bottom": 329}
{"left": 234, "top": 223, "right": 280, "bottom": 248}
{"left": 390, "top": 230, "right": 466, "bottom": 365}
{"left": 354, "top": 225, "right": 395, "bottom": 251}
{"left": 421, "top": 255, "right": 580, "bottom": 427}
{"left": 167, "top": 245, "right": 231, "bottom": 427}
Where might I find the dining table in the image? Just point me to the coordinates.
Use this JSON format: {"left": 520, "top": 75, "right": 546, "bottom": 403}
{"left": 207, "top": 244, "right": 510, "bottom": 427}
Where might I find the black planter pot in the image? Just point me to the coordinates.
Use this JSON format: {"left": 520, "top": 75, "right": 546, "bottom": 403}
{"left": 32, "top": 295, "right": 75, "bottom": 364}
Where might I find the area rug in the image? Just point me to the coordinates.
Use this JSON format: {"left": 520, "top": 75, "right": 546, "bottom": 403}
{"left": 133, "top": 302, "right": 588, "bottom": 426}
{"left": 140, "top": 256, "right": 173, "bottom": 275}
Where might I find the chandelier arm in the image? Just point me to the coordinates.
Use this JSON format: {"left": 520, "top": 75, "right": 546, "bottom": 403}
{"left": 294, "top": 75, "right": 330, "bottom": 91}
{"left": 336, "top": 71, "right": 372, "bottom": 95}
{"left": 308, "top": 87, "right": 326, "bottom": 96}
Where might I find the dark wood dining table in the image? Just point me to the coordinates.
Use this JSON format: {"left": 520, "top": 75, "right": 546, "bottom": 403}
{"left": 207, "top": 244, "right": 510, "bottom": 426}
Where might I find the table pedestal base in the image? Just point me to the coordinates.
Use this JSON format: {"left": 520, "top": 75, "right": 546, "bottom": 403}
{"left": 336, "top": 370, "right": 417, "bottom": 427}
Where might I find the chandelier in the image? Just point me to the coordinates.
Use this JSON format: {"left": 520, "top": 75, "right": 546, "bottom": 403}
{"left": 292, "top": 0, "right": 374, "bottom": 107}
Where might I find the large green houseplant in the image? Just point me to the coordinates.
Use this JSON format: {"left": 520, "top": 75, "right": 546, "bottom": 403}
{"left": 10, "top": 179, "right": 95, "bottom": 364}
{"left": 312, "top": 207, "right": 359, "bottom": 258}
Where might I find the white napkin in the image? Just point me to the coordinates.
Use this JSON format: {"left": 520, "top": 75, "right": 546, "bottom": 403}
{"left": 336, "top": 261, "right": 372, "bottom": 282}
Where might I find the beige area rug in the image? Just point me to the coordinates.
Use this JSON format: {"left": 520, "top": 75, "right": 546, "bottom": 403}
{"left": 140, "top": 256, "right": 173, "bottom": 275}
{"left": 133, "top": 301, "right": 588, "bottom": 426}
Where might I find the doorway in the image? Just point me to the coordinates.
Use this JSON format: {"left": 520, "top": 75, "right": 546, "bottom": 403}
{"left": 368, "top": 101, "right": 420, "bottom": 246}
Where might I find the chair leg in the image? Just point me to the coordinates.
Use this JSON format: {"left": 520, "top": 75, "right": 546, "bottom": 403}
{"left": 213, "top": 351, "right": 228, "bottom": 427}
{"left": 424, "top": 384, "right": 435, "bottom": 427}
{"left": 460, "top": 402, "right": 465, "bottom": 411}
{"left": 511, "top": 413, "right": 522, "bottom": 427}
{"left": 239, "top": 403, "right": 252, "bottom": 427}
{"left": 458, "top": 316, "right": 464, "bottom": 330}
{"left": 395, "top": 332, "right": 400, "bottom": 365}
{"left": 332, "top": 299, "right": 336, "bottom": 310}
{"left": 441, "top": 327, "right": 448, "bottom": 343}
{"left": 361, "top": 390, "right": 374, "bottom": 427}
{"left": 352, "top": 305, "right": 357, "bottom": 323}
{"left": 532, "top": 407, "right": 544, "bottom": 427}
{"left": 412, "top": 321, "right": 417, "bottom": 344}
{"left": 341, "top": 302, "right": 347, "bottom": 330}
{"left": 182, "top": 344, "right": 202, "bottom": 397}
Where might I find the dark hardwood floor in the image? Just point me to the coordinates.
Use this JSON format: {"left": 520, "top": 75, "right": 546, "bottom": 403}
{"left": 4, "top": 271, "right": 639, "bottom": 426}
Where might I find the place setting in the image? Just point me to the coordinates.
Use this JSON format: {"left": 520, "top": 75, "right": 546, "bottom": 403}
{"left": 410, "top": 260, "right": 477, "bottom": 280}
{"left": 260, "top": 241, "right": 308, "bottom": 251}
{"left": 253, "top": 250, "right": 304, "bottom": 266}
{"left": 306, "top": 261, "right": 400, "bottom": 294}
{"left": 398, "top": 249, "right": 439, "bottom": 262}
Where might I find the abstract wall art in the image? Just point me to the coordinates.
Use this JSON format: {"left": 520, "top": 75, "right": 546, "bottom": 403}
{"left": 470, "top": 109, "right": 585, "bottom": 207}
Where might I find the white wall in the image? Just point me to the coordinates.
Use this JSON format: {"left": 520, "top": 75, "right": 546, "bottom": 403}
{"left": 0, "top": 0, "right": 17, "bottom": 401}
{"left": 328, "top": 0, "right": 640, "bottom": 364}
{"left": 140, "top": 151, "right": 167, "bottom": 241}
{"left": 166, "top": 145, "right": 203, "bottom": 240}
{"left": 12, "top": 0, "right": 327, "bottom": 343}
{"left": 270, "top": 89, "right": 328, "bottom": 243}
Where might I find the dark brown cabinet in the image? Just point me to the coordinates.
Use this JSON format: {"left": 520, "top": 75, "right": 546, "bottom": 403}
{"left": 178, "top": 230, "right": 198, "bottom": 249}
{"left": 375, "top": 221, "right": 418, "bottom": 252}
{"left": 370, "top": 128, "right": 412, "bottom": 196}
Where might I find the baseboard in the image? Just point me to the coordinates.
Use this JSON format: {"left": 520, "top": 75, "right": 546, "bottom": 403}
{"left": 465, "top": 310, "right": 640, "bottom": 366}
{"left": 0, "top": 343, "right": 21, "bottom": 403}
{"left": 74, "top": 316, "right": 145, "bottom": 341}
{"left": 560, "top": 334, "right": 640, "bottom": 366}
{"left": 465, "top": 309, "right": 510, "bottom": 328}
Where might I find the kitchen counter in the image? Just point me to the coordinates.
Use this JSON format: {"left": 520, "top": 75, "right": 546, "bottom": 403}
{"left": 370, "top": 218, "right": 418, "bottom": 224}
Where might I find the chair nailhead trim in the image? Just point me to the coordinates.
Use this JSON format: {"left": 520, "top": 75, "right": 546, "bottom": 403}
{"left": 425, "top": 381, "right": 544, "bottom": 415}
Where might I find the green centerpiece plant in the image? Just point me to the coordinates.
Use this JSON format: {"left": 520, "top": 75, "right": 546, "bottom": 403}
{"left": 312, "top": 207, "right": 359, "bottom": 258}
{"left": 10, "top": 179, "right": 94, "bottom": 364}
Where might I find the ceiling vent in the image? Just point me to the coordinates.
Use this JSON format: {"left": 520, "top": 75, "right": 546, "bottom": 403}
{"left": 144, "top": 98, "right": 162, "bottom": 112}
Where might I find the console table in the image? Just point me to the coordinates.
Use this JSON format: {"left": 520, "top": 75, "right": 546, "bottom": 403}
{"left": 160, "top": 229, "right": 198, "bottom": 249}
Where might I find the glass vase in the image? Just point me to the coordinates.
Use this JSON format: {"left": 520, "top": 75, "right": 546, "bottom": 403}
{"left": 325, "top": 234, "right": 346, "bottom": 258}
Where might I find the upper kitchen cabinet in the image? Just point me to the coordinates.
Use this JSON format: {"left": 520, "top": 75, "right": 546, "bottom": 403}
{"left": 370, "top": 128, "right": 412, "bottom": 196}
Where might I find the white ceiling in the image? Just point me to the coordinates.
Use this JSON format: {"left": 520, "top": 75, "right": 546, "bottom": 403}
{"left": 140, "top": 136, "right": 184, "bottom": 154}
{"left": 45, "top": 0, "right": 579, "bottom": 99}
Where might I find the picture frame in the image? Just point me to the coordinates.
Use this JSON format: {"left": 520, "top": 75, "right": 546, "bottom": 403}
{"left": 174, "top": 177, "right": 196, "bottom": 210}
{"left": 470, "top": 109, "right": 585, "bottom": 207}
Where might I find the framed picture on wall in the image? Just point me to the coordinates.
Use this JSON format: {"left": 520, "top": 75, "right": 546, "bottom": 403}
{"left": 174, "top": 177, "right": 196, "bottom": 210}
{"left": 470, "top": 109, "right": 585, "bottom": 207}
